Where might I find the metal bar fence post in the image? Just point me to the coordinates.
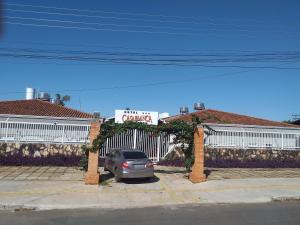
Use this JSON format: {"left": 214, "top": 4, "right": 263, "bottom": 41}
{"left": 157, "top": 135, "right": 161, "bottom": 162}
{"left": 62, "top": 125, "right": 65, "bottom": 143}
{"left": 242, "top": 129, "right": 245, "bottom": 149}
{"left": 281, "top": 133, "right": 284, "bottom": 150}
{"left": 133, "top": 129, "right": 137, "bottom": 149}
{"left": 5, "top": 119, "right": 9, "bottom": 143}
{"left": 106, "top": 137, "right": 110, "bottom": 156}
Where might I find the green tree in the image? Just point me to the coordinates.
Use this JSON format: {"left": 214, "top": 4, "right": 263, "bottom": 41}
{"left": 54, "top": 94, "right": 71, "bottom": 106}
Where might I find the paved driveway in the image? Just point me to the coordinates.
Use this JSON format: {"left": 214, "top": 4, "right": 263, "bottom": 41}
{"left": 0, "top": 166, "right": 85, "bottom": 181}
{"left": 1, "top": 166, "right": 300, "bottom": 182}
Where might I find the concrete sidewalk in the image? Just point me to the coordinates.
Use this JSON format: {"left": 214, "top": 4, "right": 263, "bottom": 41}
{"left": 1, "top": 166, "right": 300, "bottom": 210}
{"left": 2, "top": 166, "right": 300, "bottom": 181}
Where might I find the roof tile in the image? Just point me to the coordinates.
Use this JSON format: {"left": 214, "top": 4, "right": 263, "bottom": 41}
{"left": 164, "top": 109, "right": 299, "bottom": 128}
{"left": 0, "top": 99, "right": 93, "bottom": 119}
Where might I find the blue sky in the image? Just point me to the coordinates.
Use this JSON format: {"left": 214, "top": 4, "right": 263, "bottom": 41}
{"left": 0, "top": 0, "right": 300, "bottom": 121}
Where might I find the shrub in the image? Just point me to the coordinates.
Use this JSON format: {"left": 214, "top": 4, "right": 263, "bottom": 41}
{"left": 0, "top": 153, "right": 81, "bottom": 166}
{"left": 79, "top": 145, "right": 89, "bottom": 171}
{"left": 157, "top": 158, "right": 300, "bottom": 168}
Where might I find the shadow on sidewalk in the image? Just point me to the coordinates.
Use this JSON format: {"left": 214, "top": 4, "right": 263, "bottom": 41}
{"left": 100, "top": 172, "right": 114, "bottom": 183}
{"left": 154, "top": 169, "right": 186, "bottom": 175}
{"left": 204, "top": 169, "right": 220, "bottom": 178}
{"left": 100, "top": 172, "right": 160, "bottom": 185}
{"left": 121, "top": 175, "right": 160, "bottom": 184}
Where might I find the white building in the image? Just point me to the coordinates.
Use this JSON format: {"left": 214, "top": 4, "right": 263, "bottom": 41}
{"left": 0, "top": 99, "right": 93, "bottom": 144}
{"left": 164, "top": 109, "right": 300, "bottom": 150}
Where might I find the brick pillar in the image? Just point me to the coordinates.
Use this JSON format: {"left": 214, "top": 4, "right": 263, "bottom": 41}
{"left": 84, "top": 119, "right": 101, "bottom": 185}
{"left": 189, "top": 126, "right": 206, "bottom": 183}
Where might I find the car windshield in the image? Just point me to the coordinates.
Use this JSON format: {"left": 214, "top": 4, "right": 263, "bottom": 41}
{"left": 123, "top": 151, "right": 147, "bottom": 159}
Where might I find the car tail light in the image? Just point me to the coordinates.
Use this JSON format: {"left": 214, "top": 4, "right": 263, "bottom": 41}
{"left": 146, "top": 161, "right": 153, "bottom": 168}
{"left": 122, "top": 162, "right": 129, "bottom": 169}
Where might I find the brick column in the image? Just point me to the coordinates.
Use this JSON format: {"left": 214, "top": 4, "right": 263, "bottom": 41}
{"left": 189, "top": 126, "right": 206, "bottom": 183}
{"left": 84, "top": 119, "right": 101, "bottom": 185}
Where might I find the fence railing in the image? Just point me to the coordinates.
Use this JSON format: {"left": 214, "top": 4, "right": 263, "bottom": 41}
{"left": 100, "top": 126, "right": 300, "bottom": 162}
{"left": 0, "top": 121, "right": 90, "bottom": 144}
{"left": 1, "top": 119, "right": 299, "bottom": 159}
{"left": 205, "top": 125, "right": 300, "bottom": 150}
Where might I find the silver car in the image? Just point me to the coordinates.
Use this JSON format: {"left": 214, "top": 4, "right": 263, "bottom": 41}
{"left": 104, "top": 149, "right": 154, "bottom": 182}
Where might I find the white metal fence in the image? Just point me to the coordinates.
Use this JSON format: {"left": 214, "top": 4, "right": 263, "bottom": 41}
{"left": 1, "top": 118, "right": 299, "bottom": 160}
{"left": 0, "top": 121, "right": 90, "bottom": 144}
{"left": 100, "top": 129, "right": 173, "bottom": 162}
{"left": 205, "top": 125, "right": 300, "bottom": 150}
{"left": 100, "top": 125, "right": 300, "bottom": 162}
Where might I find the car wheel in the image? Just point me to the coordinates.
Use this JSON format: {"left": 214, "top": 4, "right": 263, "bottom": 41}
{"left": 114, "top": 175, "right": 121, "bottom": 182}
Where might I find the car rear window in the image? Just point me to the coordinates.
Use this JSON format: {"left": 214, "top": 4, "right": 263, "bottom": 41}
{"left": 123, "top": 151, "right": 147, "bottom": 159}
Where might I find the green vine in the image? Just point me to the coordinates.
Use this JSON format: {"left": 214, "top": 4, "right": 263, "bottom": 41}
{"left": 81, "top": 115, "right": 210, "bottom": 171}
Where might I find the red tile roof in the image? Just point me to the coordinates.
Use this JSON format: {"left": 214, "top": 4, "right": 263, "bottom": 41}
{"left": 0, "top": 99, "right": 93, "bottom": 119}
{"left": 163, "top": 109, "right": 299, "bottom": 128}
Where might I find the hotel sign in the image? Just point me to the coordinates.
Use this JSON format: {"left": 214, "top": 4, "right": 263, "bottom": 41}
{"left": 115, "top": 110, "right": 159, "bottom": 125}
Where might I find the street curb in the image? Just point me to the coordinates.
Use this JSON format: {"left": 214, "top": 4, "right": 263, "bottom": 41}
{"left": 272, "top": 196, "right": 300, "bottom": 202}
{"left": 0, "top": 203, "right": 185, "bottom": 212}
{"left": 2, "top": 195, "right": 300, "bottom": 211}
{"left": 0, "top": 204, "right": 37, "bottom": 211}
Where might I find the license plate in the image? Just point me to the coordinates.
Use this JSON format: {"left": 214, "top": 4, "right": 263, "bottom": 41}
{"left": 134, "top": 164, "right": 145, "bottom": 169}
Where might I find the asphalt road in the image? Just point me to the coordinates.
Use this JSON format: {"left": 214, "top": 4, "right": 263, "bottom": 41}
{"left": 0, "top": 202, "right": 299, "bottom": 225}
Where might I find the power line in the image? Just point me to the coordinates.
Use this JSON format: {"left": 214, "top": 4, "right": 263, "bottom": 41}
{"left": 2, "top": 40, "right": 299, "bottom": 54}
{"left": 5, "top": 21, "right": 202, "bottom": 36}
{"left": 5, "top": 7, "right": 299, "bottom": 37}
{"left": 0, "top": 64, "right": 294, "bottom": 96}
{"left": 0, "top": 48, "right": 299, "bottom": 68}
{"left": 7, "top": 2, "right": 298, "bottom": 28}
{"left": 3, "top": 21, "right": 259, "bottom": 39}
{"left": 3, "top": 46, "right": 300, "bottom": 58}
{"left": 3, "top": 12, "right": 257, "bottom": 38}
{"left": 5, "top": 16, "right": 219, "bottom": 33}
{"left": 5, "top": 15, "right": 262, "bottom": 34}
{"left": 6, "top": 8, "right": 215, "bottom": 26}
{"left": 0, "top": 72, "right": 265, "bottom": 95}
{"left": 4, "top": 3, "right": 251, "bottom": 27}
{"left": 3, "top": 57, "right": 295, "bottom": 70}
{"left": 7, "top": 6, "right": 296, "bottom": 34}
{"left": 5, "top": 17, "right": 299, "bottom": 38}
{"left": 4, "top": 46, "right": 300, "bottom": 58}
{"left": 6, "top": 2, "right": 214, "bottom": 21}
{"left": 0, "top": 47, "right": 300, "bottom": 59}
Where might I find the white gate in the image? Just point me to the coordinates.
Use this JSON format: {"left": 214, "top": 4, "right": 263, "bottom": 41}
{"left": 100, "top": 129, "right": 173, "bottom": 162}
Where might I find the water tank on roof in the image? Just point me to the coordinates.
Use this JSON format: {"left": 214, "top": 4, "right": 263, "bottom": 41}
{"left": 180, "top": 106, "right": 189, "bottom": 114}
{"left": 159, "top": 112, "right": 170, "bottom": 119}
{"left": 194, "top": 102, "right": 205, "bottom": 111}
{"left": 93, "top": 111, "right": 101, "bottom": 119}
{"left": 25, "top": 87, "right": 36, "bottom": 100}
{"left": 38, "top": 92, "right": 51, "bottom": 101}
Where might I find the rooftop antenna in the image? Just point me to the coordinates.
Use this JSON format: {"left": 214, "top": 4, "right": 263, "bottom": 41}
{"left": 79, "top": 96, "right": 82, "bottom": 111}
